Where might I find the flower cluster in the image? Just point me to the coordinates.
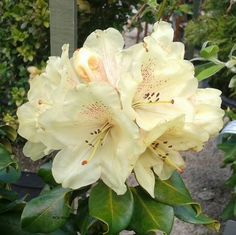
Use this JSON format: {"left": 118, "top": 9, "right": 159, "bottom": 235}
{"left": 17, "top": 21, "right": 224, "bottom": 197}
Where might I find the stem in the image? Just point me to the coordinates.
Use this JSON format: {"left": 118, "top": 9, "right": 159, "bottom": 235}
{"left": 126, "top": 3, "right": 147, "bottom": 30}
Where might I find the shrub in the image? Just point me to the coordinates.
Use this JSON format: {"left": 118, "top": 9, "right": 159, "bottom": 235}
{"left": 0, "top": 0, "right": 50, "bottom": 125}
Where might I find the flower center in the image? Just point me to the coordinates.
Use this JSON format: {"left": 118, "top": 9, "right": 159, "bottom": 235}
{"left": 149, "top": 141, "right": 184, "bottom": 173}
{"left": 133, "top": 91, "right": 174, "bottom": 108}
{"left": 81, "top": 122, "right": 112, "bottom": 165}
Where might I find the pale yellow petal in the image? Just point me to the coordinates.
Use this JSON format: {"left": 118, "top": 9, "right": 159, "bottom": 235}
{"left": 23, "top": 141, "right": 49, "bottom": 161}
{"left": 52, "top": 147, "right": 101, "bottom": 189}
{"left": 84, "top": 28, "right": 124, "bottom": 86}
{"left": 134, "top": 149, "right": 157, "bottom": 197}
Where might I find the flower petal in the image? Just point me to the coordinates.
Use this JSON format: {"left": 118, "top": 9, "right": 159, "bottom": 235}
{"left": 23, "top": 141, "right": 50, "bottom": 161}
{"left": 52, "top": 147, "right": 101, "bottom": 189}
{"left": 84, "top": 28, "right": 124, "bottom": 86}
{"left": 134, "top": 149, "right": 157, "bottom": 197}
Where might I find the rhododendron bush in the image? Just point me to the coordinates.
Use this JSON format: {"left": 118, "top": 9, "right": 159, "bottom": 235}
{"left": 16, "top": 22, "right": 224, "bottom": 234}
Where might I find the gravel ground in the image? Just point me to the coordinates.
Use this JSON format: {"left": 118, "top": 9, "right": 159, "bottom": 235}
{"left": 171, "top": 139, "right": 231, "bottom": 235}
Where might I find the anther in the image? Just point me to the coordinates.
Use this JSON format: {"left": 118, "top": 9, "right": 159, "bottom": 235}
{"left": 81, "top": 160, "right": 88, "bottom": 165}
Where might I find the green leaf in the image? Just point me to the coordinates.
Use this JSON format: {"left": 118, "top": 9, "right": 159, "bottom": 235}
{"left": 37, "top": 162, "right": 57, "bottom": 186}
{"left": 0, "top": 197, "right": 26, "bottom": 214}
{"left": 218, "top": 142, "right": 236, "bottom": 164}
{"left": 154, "top": 172, "right": 200, "bottom": 214}
{"left": 221, "top": 198, "right": 236, "bottom": 221}
{"left": 174, "top": 205, "right": 220, "bottom": 232}
{"left": 0, "top": 166, "right": 21, "bottom": 183}
{"left": 0, "top": 146, "right": 15, "bottom": 170}
{"left": 21, "top": 187, "right": 71, "bottom": 233}
{"left": 0, "top": 212, "right": 39, "bottom": 235}
{"left": 130, "top": 187, "right": 174, "bottom": 235}
{"left": 77, "top": 198, "right": 96, "bottom": 235}
{"left": 195, "top": 62, "right": 224, "bottom": 81}
{"left": 225, "top": 174, "right": 236, "bottom": 187}
{"left": 179, "top": 4, "right": 192, "bottom": 14}
{"left": 89, "top": 181, "right": 133, "bottom": 235}
{"left": 0, "top": 125, "right": 17, "bottom": 142}
{"left": 0, "top": 188, "right": 18, "bottom": 201}
{"left": 229, "top": 75, "right": 236, "bottom": 88}
{"left": 200, "top": 45, "right": 220, "bottom": 59}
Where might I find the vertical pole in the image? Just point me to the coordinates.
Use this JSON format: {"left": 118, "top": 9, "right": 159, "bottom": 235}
{"left": 49, "top": 0, "right": 77, "bottom": 57}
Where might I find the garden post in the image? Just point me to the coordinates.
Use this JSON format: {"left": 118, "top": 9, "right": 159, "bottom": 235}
{"left": 49, "top": 0, "right": 77, "bottom": 56}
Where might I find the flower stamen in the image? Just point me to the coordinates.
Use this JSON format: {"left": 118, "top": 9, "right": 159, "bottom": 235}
{"left": 81, "top": 122, "right": 112, "bottom": 166}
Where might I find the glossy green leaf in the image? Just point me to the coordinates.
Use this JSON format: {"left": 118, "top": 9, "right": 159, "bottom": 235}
{"left": 0, "top": 211, "right": 75, "bottom": 235}
{"left": 218, "top": 142, "right": 236, "bottom": 164}
{"left": 0, "top": 139, "right": 12, "bottom": 153}
{"left": 21, "top": 187, "right": 71, "bottom": 233}
{"left": 0, "top": 188, "right": 18, "bottom": 201}
{"left": 195, "top": 63, "right": 224, "bottom": 81}
{"left": 225, "top": 174, "right": 236, "bottom": 187}
{"left": 221, "top": 198, "right": 236, "bottom": 221}
{"left": 0, "top": 166, "right": 21, "bottom": 183}
{"left": 89, "top": 181, "right": 133, "bottom": 235}
{"left": 37, "top": 162, "right": 57, "bottom": 186}
{"left": 200, "top": 45, "right": 219, "bottom": 59}
{"left": 0, "top": 197, "right": 26, "bottom": 214}
{"left": 0, "top": 146, "right": 15, "bottom": 170}
{"left": 0, "top": 125, "right": 17, "bottom": 142}
{"left": 154, "top": 172, "right": 200, "bottom": 214}
{"left": 174, "top": 205, "right": 220, "bottom": 232}
{"left": 0, "top": 212, "right": 39, "bottom": 235}
{"left": 130, "top": 187, "right": 174, "bottom": 235}
{"left": 77, "top": 198, "right": 96, "bottom": 235}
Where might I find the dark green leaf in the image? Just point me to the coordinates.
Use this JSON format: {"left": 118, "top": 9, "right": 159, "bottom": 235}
{"left": 218, "top": 142, "right": 236, "bottom": 164}
{"left": 21, "top": 187, "right": 71, "bottom": 233}
{"left": 89, "top": 181, "right": 133, "bottom": 235}
{"left": 130, "top": 187, "right": 174, "bottom": 235}
{"left": 154, "top": 172, "right": 200, "bottom": 214}
{"left": 0, "top": 188, "right": 18, "bottom": 201}
{"left": 0, "top": 212, "right": 39, "bottom": 235}
{"left": 225, "top": 174, "right": 236, "bottom": 187}
{"left": 37, "top": 162, "right": 57, "bottom": 186}
{"left": 175, "top": 205, "right": 220, "bottom": 232}
{"left": 0, "top": 146, "right": 15, "bottom": 170}
{"left": 0, "top": 125, "right": 17, "bottom": 142}
{"left": 221, "top": 198, "right": 236, "bottom": 221}
{"left": 77, "top": 198, "right": 96, "bottom": 235}
{"left": 0, "top": 197, "right": 26, "bottom": 214}
{"left": 0, "top": 166, "right": 21, "bottom": 183}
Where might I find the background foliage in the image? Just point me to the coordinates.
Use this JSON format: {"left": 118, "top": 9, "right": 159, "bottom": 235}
{"left": 0, "top": 0, "right": 50, "bottom": 126}
{"left": 185, "top": 0, "right": 236, "bottom": 98}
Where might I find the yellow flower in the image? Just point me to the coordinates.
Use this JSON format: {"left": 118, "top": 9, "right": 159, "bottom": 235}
{"left": 134, "top": 117, "right": 208, "bottom": 197}
{"left": 120, "top": 21, "right": 198, "bottom": 131}
{"left": 72, "top": 28, "right": 125, "bottom": 87}
{"left": 17, "top": 45, "right": 78, "bottom": 160}
{"left": 39, "top": 83, "right": 143, "bottom": 195}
